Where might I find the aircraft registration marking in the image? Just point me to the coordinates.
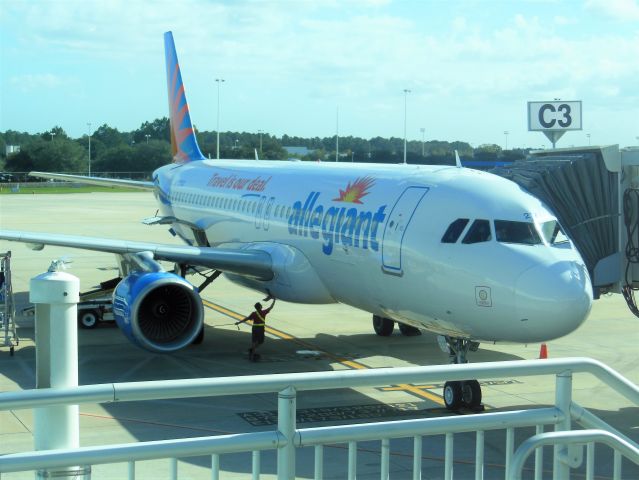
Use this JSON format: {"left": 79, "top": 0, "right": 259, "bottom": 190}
{"left": 201, "top": 299, "right": 445, "bottom": 405}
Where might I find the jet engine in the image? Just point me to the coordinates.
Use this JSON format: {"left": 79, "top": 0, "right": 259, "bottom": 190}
{"left": 112, "top": 272, "right": 203, "bottom": 353}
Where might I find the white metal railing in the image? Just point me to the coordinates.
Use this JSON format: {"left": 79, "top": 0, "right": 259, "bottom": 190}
{"left": 509, "top": 429, "right": 639, "bottom": 480}
{"left": 1, "top": 357, "right": 638, "bottom": 479}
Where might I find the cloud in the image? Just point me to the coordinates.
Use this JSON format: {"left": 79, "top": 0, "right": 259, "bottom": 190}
{"left": 553, "top": 15, "right": 577, "bottom": 25}
{"left": 586, "top": 0, "right": 639, "bottom": 21}
{"left": 9, "top": 73, "right": 67, "bottom": 93}
{"left": 2, "top": 1, "right": 638, "bottom": 143}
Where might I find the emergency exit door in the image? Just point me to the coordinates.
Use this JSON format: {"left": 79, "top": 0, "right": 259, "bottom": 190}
{"left": 381, "top": 186, "right": 429, "bottom": 274}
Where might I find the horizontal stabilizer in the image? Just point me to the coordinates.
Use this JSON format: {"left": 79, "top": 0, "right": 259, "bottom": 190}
{"left": 29, "top": 172, "right": 155, "bottom": 190}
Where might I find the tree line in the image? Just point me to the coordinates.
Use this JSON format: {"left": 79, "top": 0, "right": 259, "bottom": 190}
{"left": 0, "top": 118, "right": 526, "bottom": 180}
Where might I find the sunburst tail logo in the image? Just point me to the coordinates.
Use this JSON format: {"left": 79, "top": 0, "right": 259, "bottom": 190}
{"left": 333, "top": 176, "right": 375, "bottom": 204}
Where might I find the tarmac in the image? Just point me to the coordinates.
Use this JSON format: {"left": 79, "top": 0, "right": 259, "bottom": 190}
{"left": 0, "top": 191, "right": 638, "bottom": 479}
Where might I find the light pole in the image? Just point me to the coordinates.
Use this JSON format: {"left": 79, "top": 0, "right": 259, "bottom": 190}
{"left": 503, "top": 131, "right": 509, "bottom": 150}
{"left": 420, "top": 127, "right": 425, "bottom": 156}
{"left": 586, "top": 133, "right": 591, "bottom": 146}
{"left": 145, "top": 134, "right": 150, "bottom": 144}
{"left": 335, "top": 106, "right": 339, "bottom": 162}
{"left": 215, "top": 78, "right": 225, "bottom": 160}
{"left": 258, "top": 129, "right": 263, "bottom": 154}
{"left": 87, "top": 123, "right": 92, "bottom": 176}
{"left": 50, "top": 132, "right": 56, "bottom": 141}
{"left": 403, "top": 89, "right": 411, "bottom": 164}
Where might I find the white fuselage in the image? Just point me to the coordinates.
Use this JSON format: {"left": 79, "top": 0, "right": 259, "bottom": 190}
{"left": 152, "top": 160, "right": 592, "bottom": 344}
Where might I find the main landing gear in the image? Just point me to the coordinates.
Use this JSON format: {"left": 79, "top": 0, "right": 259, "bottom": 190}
{"left": 177, "top": 264, "right": 223, "bottom": 345}
{"left": 372, "top": 315, "right": 422, "bottom": 337}
{"left": 440, "top": 336, "right": 483, "bottom": 411}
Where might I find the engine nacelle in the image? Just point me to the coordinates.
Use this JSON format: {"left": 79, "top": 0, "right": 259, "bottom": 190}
{"left": 112, "top": 272, "right": 203, "bottom": 353}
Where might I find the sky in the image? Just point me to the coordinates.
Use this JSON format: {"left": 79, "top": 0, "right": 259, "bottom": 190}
{"left": 1, "top": 0, "right": 638, "bottom": 150}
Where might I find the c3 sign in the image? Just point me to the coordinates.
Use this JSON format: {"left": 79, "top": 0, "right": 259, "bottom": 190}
{"left": 528, "top": 101, "right": 582, "bottom": 131}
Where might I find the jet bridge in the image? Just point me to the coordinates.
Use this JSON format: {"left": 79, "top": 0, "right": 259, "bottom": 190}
{"left": 490, "top": 145, "right": 639, "bottom": 316}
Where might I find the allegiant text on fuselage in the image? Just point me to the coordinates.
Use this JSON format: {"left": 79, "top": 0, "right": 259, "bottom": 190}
{"left": 288, "top": 192, "right": 387, "bottom": 255}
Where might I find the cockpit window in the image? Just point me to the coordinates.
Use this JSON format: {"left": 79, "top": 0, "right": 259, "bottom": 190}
{"left": 462, "top": 219, "right": 492, "bottom": 244}
{"left": 540, "top": 220, "right": 569, "bottom": 245}
{"left": 441, "top": 218, "right": 469, "bottom": 243}
{"left": 494, "top": 220, "right": 542, "bottom": 245}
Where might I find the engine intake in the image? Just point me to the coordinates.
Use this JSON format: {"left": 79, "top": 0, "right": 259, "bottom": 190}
{"left": 113, "top": 272, "right": 203, "bottom": 353}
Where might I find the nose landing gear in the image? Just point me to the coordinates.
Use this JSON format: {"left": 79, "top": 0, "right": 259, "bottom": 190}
{"left": 439, "top": 336, "right": 484, "bottom": 412}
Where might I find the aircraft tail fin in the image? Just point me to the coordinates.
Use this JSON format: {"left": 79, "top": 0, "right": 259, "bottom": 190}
{"left": 164, "top": 31, "right": 206, "bottom": 163}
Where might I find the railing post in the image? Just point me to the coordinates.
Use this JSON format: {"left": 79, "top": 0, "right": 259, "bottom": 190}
{"left": 277, "top": 386, "right": 296, "bottom": 480}
{"left": 348, "top": 441, "right": 357, "bottom": 480}
{"left": 475, "top": 430, "right": 484, "bottom": 480}
{"left": 31, "top": 267, "right": 90, "bottom": 479}
{"left": 381, "top": 438, "right": 390, "bottom": 480}
{"left": 252, "top": 450, "right": 260, "bottom": 480}
{"left": 553, "top": 370, "right": 572, "bottom": 480}
{"left": 314, "top": 445, "right": 323, "bottom": 480}
{"left": 413, "top": 435, "right": 422, "bottom": 480}
{"left": 211, "top": 454, "right": 220, "bottom": 480}
{"left": 534, "top": 424, "right": 543, "bottom": 480}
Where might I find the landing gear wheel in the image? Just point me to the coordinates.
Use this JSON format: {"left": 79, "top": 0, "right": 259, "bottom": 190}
{"left": 443, "top": 381, "right": 463, "bottom": 410}
{"left": 78, "top": 310, "right": 99, "bottom": 329}
{"left": 373, "top": 315, "right": 395, "bottom": 336}
{"left": 461, "top": 380, "right": 482, "bottom": 409}
{"left": 191, "top": 327, "right": 204, "bottom": 345}
{"left": 398, "top": 323, "right": 422, "bottom": 336}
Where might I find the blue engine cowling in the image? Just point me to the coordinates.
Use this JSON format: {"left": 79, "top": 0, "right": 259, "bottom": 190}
{"left": 112, "top": 271, "right": 203, "bottom": 353}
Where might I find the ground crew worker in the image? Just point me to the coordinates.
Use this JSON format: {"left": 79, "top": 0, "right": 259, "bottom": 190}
{"left": 236, "top": 294, "right": 276, "bottom": 361}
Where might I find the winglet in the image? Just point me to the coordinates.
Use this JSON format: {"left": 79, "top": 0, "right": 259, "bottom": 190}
{"left": 455, "top": 150, "right": 462, "bottom": 168}
{"left": 164, "top": 31, "right": 206, "bottom": 163}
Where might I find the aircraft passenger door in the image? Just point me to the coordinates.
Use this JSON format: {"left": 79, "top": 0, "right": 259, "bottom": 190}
{"left": 381, "top": 186, "right": 429, "bottom": 275}
{"left": 254, "top": 196, "right": 267, "bottom": 229}
{"left": 262, "top": 196, "right": 275, "bottom": 231}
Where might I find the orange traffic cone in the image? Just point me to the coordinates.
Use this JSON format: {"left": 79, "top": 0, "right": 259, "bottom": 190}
{"left": 539, "top": 343, "right": 548, "bottom": 359}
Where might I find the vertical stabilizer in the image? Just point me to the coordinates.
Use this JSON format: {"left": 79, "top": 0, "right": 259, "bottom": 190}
{"left": 164, "top": 31, "right": 206, "bottom": 163}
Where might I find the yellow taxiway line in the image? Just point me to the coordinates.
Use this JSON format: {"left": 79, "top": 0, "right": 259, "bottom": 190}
{"left": 201, "top": 298, "right": 445, "bottom": 406}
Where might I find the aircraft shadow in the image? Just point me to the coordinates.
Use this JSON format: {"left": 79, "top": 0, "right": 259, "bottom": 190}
{"left": 2, "top": 319, "right": 539, "bottom": 479}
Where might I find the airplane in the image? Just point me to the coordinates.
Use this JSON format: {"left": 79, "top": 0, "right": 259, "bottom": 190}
{"left": 0, "top": 31, "right": 593, "bottom": 411}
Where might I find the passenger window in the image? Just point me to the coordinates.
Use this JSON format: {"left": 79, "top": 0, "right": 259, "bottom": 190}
{"left": 495, "top": 220, "right": 542, "bottom": 245}
{"left": 462, "top": 219, "right": 492, "bottom": 244}
{"left": 441, "top": 218, "right": 469, "bottom": 243}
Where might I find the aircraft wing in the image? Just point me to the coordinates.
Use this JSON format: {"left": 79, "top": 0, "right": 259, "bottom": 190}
{"left": 0, "top": 230, "right": 273, "bottom": 281}
{"left": 29, "top": 171, "right": 155, "bottom": 191}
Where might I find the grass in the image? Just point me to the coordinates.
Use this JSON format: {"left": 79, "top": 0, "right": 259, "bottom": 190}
{"left": 0, "top": 185, "right": 143, "bottom": 194}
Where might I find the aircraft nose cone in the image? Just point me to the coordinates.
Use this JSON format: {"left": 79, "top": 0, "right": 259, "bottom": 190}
{"left": 515, "top": 261, "right": 592, "bottom": 342}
